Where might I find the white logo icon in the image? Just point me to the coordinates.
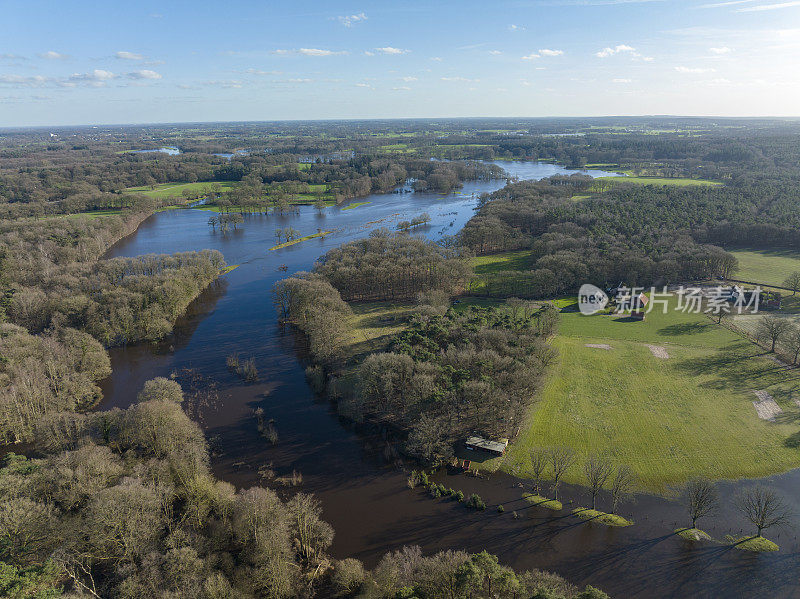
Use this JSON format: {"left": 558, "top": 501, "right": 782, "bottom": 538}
{"left": 578, "top": 284, "right": 608, "bottom": 315}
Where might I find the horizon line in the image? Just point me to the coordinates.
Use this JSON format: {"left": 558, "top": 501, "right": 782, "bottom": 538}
{"left": 4, "top": 114, "right": 800, "bottom": 131}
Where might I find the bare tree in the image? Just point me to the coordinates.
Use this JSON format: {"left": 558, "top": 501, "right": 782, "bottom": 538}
{"left": 584, "top": 454, "right": 613, "bottom": 510}
{"left": 611, "top": 465, "right": 635, "bottom": 514}
{"left": 683, "top": 478, "right": 719, "bottom": 529}
{"left": 529, "top": 448, "right": 548, "bottom": 495}
{"left": 735, "top": 486, "right": 793, "bottom": 538}
{"left": 784, "top": 324, "right": 800, "bottom": 364}
{"left": 549, "top": 447, "right": 576, "bottom": 500}
{"left": 755, "top": 316, "right": 791, "bottom": 353}
{"left": 784, "top": 272, "right": 800, "bottom": 296}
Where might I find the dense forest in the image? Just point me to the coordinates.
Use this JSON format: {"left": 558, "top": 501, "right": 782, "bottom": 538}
{"left": 460, "top": 180, "right": 744, "bottom": 297}
{"left": 314, "top": 230, "right": 471, "bottom": 302}
{"left": 353, "top": 303, "right": 558, "bottom": 465}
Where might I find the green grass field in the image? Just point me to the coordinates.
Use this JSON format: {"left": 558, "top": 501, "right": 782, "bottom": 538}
{"left": 341, "top": 302, "right": 416, "bottom": 362}
{"left": 471, "top": 250, "right": 535, "bottom": 274}
{"left": 64, "top": 209, "right": 123, "bottom": 219}
{"left": 599, "top": 175, "right": 722, "bottom": 187}
{"left": 126, "top": 181, "right": 238, "bottom": 199}
{"left": 341, "top": 202, "right": 371, "bottom": 211}
{"left": 501, "top": 296, "right": 800, "bottom": 493}
{"left": 729, "top": 248, "right": 800, "bottom": 287}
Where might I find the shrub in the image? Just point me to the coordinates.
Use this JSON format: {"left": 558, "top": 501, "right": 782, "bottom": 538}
{"left": 407, "top": 470, "right": 422, "bottom": 489}
{"left": 305, "top": 365, "right": 326, "bottom": 394}
{"left": 467, "top": 493, "right": 486, "bottom": 510}
{"left": 430, "top": 486, "right": 441, "bottom": 499}
{"left": 240, "top": 358, "right": 259, "bottom": 382}
{"left": 331, "top": 558, "right": 366, "bottom": 597}
{"left": 497, "top": 504, "right": 504, "bottom": 513}
{"left": 419, "top": 471, "right": 429, "bottom": 487}
{"left": 455, "top": 490, "right": 465, "bottom": 502}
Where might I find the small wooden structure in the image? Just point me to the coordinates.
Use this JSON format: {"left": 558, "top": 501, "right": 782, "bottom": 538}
{"left": 465, "top": 435, "right": 509, "bottom": 456}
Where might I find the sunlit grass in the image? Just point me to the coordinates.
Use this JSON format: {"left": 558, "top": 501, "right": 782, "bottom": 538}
{"left": 502, "top": 297, "right": 800, "bottom": 493}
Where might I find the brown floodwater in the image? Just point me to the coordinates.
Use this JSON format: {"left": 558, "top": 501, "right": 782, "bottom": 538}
{"left": 98, "top": 162, "right": 800, "bottom": 598}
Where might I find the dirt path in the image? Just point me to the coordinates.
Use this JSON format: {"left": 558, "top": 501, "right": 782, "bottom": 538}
{"left": 752, "top": 390, "right": 782, "bottom": 420}
{"left": 646, "top": 345, "right": 669, "bottom": 359}
{"left": 585, "top": 343, "right": 612, "bottom": 350}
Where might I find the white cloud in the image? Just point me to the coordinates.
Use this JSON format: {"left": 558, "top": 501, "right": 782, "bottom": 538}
{"left": 273, "top": 48, "right": 347, "bottom": 57}
{"left": 0, "top": 74, "right": 48, "bottom": 87}
{"left": 595, "top": 44, "right": 653, "bottom": 61}
{"left": 288, "top": 78, "right": 313, "bottom": 83}
{"left": 70, "top": 69, "right": 116, "bottom": 82}
{"left": 441, "top": 76, "right": 479, "bottom": 82}
{"left": 116, "top": 51, "right": 144, "bottom": 60}
{"left": 0, "top": 53, "right": 26, "bottom": 61}
{"left": 355, "top": 82, "right": 372, "bottom": 88}
{"left": 39, "top": 51, "right": 67, "bottom": 60}
{"left": 523, "top": 49, "right": 565, "bottom": 60}
{"left": 595, "top": 44, "right": 636, "bottom": 58}
{"left": 299, "top": 48, "right": 346, "bottom": 56}
{"left": 374, "top": 47, "right": 410, "bottom": 55}
{"left": 739, "top": 1, "right": 800, "bottom": 10}
{"left": 127, "top": 69, "right": 162, "bottom": 80}
{"left": 401, "top": 76, "right": 418, "bottom": 82}
{"left": 430, "top": 56, "right": 442, "bottom": 61}
{"left": 613, "top": 78, "right": 632, "bottom": 83}
{"left": 675, "top": 65, "right": 716, "bottom": 73}
{"left": 245, "top": 68, "right": 283, "bottom": 75}
{"left": 201, "top": 80, "right": 243, "bottom": 88}
{"left": 337, "top": 12, "right": 367, "bottom": 27}
{"left": 489, "top": 50, "right": 503, "bottom": 56}
{"left": 392, "top": 86, "right": 411, "bottom": 90}
{"left": 508, "top": 24, "right": 526, "bottom": 31}
{"left": 710, "top": 46, "right": 733, "bottom": 54}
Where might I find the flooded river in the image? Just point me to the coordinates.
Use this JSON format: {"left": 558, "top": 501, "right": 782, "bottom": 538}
{"left": 101, "top": 161, "right": 800, "bottom": 598}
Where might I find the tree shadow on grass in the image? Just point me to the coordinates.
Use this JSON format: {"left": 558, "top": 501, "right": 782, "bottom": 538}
{"left": 658, "top": 322, "right": 714, "bottom": 336}
{"left": 673, "top": 341, "right": 800, "bottom": 391}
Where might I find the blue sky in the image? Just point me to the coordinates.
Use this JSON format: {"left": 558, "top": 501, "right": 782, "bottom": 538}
{"left": 2, "top": 0, "right": 800, "bottom": 126}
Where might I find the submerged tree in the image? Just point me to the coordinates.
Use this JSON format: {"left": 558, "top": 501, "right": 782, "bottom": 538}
{"left": 610, "top": 465, "right": 635, "bottom": 514}
{"left": 683, "top": 478, "right": 719, "bottom": 530}
{"left": 549, "top": 447, "right": 576, "bottom": 501}
{"left": 529, "top": 448, "right": 549, "bottom": 495}
{"left": 584, "top": 454, "right": 613, "bottom": 510}
{"left": 735, "top": 486, "right": 792, "bottom": 538}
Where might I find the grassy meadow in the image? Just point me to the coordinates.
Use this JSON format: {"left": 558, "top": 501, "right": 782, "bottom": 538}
{"left": 472, "top": 250, "right": 535, "bottom": 274}
{"left": 501, "top": 295, "right": 800, "bottom": 492}
{"left": 126, "top": 181, "right": 238, "bottom": 199}
{"left": 598, "top": 175, "right": 723, "bottom": 187}
{"left": 729, "top": 248, "right": 800, "bottom": 287}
